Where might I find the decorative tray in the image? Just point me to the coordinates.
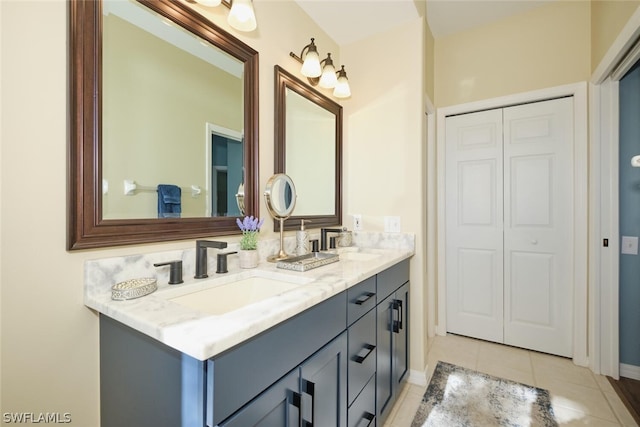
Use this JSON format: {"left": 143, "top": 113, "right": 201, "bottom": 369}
{"left": 112, "top": 278, "right": 157, "bottom": 300}
{"left": 276, "top": 252, "right": 339, "bottom": 272}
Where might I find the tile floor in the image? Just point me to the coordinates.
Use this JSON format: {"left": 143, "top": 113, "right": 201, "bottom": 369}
{"left": 383, "top": 334, "right": 639, "bottom": 427}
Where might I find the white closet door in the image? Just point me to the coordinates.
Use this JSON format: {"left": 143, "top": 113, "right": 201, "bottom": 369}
{"left": 503, "top": 98, "right": 574, "bottom": 357}
{"left": 445, "top": 109, "right": 504, "bottom": 343}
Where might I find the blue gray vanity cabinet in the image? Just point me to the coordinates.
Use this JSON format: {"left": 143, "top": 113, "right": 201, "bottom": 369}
{"left": 100, "top": 292, "right": 346, "bottom": 427}
{"left": 219, "top": 333, "right": 347, "bottom": 427}
{"left": 376, "top": 260, "right": 410, "bottom": 424}
{"left": 100, "top": 315, "right": 207, "bottom": 427}
{"left": 99, "top": 259, "right": 410, "bottom": 427}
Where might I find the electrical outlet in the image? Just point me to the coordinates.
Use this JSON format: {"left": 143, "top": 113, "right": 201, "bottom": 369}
{"left": 384, "top": 216, "right": 401, "bottom": 233}
{"left": 353, "top": 214, "right": 362, "bottom": 231}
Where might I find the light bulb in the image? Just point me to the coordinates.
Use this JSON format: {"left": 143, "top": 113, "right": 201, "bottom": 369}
{"left": 319, "top": 54, "right": 337, "bottom": 89}
{"left": 333, "top": 66, "right": 351, "bottom": 98}
{"left": 301, "top": 49, "right": 321, "bottom": 78}
{"left": 228, "top": 0, "right": 257, "bottom": 32}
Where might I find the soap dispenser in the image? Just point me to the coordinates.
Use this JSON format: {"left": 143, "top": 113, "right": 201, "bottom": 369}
{"left": 296, "top": 219, "right": 310, "bottom": 255}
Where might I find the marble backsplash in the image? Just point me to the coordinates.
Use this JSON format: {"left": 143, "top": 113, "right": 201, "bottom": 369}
{"left": 84, "top": 232, "right": 415, "bottom": 297}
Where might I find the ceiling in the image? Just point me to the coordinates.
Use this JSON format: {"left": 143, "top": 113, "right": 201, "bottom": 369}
{"left": 294, "top": 0, "right": 555, "bottom": 44}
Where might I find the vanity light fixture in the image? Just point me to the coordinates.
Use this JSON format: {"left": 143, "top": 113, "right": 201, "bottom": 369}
{"left": 290, "top": 39, "right": 352, "bottom": 98}
{"left": 333, "top": 66, "right": 351, "bottom": 99}
{"left": 227, "top": 0, "right": 257, "bottom": 32}
{"left": 318, "top": 53, "right": 338, "bottom": 89}
{"left": 294, "top": 38, "right": 322, "bottom": 78}
{"left": 190, "top": 0, "right": 258, "bottom": 32}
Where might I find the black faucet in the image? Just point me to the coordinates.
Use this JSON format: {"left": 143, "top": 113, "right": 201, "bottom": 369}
{"left": 320, "top": 228, "right": 342, "bottom": 251}
{"left": 195, "top": 240, "right": 228, "bottom": 279}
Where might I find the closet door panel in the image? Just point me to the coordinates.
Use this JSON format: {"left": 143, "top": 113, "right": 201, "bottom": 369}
{"left": 445, "top": 109, "right": 504, "bottom": 343}
{"left": 503, "top": 98, "right": 573, "bottom": 357}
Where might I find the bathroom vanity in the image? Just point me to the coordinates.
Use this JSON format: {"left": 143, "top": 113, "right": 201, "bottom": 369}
{"left": 86, "top": 241, "right": 412, "bottom": 427}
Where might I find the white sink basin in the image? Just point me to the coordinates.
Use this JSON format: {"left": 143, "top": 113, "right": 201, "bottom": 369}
{"left": 168, "top": 276, "right": 308, "bottom": 316}
{"left": 339, "top": 251, "right": 382, "bottom": 262}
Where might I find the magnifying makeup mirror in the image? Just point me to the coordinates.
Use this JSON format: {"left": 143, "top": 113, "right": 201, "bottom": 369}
{"left": 264, "top": 174, "right": 297, "bottom": 261}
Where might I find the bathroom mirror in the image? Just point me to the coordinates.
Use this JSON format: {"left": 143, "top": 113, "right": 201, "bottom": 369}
{"left": 274, "top": 66, "right": 342, "bottom": 231}
{"left": 68, "top": 0, "right": 259, "bottom": 249}
{"left": 264, "top": 174, "right": 297, "bottom": 261}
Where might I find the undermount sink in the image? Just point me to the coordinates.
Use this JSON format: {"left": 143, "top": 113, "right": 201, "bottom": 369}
{"left": 167, "top": 275, "right": 310, "bottom": 316}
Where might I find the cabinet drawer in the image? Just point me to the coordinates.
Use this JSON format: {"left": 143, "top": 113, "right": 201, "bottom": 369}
{"left": 207, "top": 292, "right": 347, "bottom": 426}
{"left": 348, "top": 374, "right": 376, "bottom": 427}
{"left": 377, "top": 259, "right": 409, "bottom": 300}
{"left": 347, "top": 308, "right": 376, "bottom": 405}
{"left": 347, "top": 276, "right": 376, "bottom": 326}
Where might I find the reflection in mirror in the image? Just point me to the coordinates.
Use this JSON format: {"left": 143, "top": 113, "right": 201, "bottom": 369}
{"left": 102, "top": 0, "right": 244, "bottom": 219}
{"left": 264, "top": 174, "right": 297, "bottom": 261}
{"left": 285, "top": 88, "right": 335, "bottom": 215}
{"left": 235, "top": 183, "right": 245, "bottom": 216}
{"left": 274, "top": 66, "right": 342, "bottom": 231}
{"left": 68, "top": 0, "right": 259, "bottom": 249}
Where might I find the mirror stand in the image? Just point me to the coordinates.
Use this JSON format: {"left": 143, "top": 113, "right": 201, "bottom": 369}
{"left": 268, "top": 218, "right": 289, "bottom": 262}
{"left": 264, "top": 174, "right": 297, "bottom": 262}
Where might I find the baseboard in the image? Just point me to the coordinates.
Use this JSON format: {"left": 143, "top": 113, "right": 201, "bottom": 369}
{"left": 620, "top": 363, "right": 640, "bottom": 380}
{"left": 408, "top": 368, "right": 428, "bottom": 387}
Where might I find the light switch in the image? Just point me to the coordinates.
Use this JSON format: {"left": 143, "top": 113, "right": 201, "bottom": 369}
{"left": 621, "top": 236, "right": 639, "bottom": 255}
{"left": 384, "top": 216, "right": 401, "bottom": 233}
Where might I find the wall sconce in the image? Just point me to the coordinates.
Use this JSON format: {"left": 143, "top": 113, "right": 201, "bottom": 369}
{"left": 290, "top": 38, "right": 352, "bottom": 99}
{"left": 191, "top": 0, "right": 257, "bottom": 32}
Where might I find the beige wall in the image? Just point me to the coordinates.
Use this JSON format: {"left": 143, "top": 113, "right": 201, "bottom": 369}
{"left": 342, "top": 17, "right": 429, "bottom": 373}
{"left": 435, "top": 1, "right": 591, "bottom": 107}
{"left": 591, "top": 0, "right": 640, "bottom": 72}
{"left": 425, "top": 19, "right": 435, "bottom": 103}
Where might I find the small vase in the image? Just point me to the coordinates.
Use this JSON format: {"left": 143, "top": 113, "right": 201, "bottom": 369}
{"left": 239, "top": 249, "right": 259, "bottom": 269}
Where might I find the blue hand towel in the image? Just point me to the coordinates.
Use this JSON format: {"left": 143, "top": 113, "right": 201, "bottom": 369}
{"left": 157, "top": 184, "right": 181, "bottom": 218}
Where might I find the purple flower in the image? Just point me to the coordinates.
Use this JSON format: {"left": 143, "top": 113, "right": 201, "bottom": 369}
{"left": 236, "top": 216, "right": 264, "bottom": 250}
{"left": 236, "top": 215, "right": 264, "bottom": 232}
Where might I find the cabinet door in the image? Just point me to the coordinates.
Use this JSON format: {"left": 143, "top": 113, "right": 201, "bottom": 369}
{"left": 376, "top": 283, "right": 410, "bottom": 423}
{"left": 393, "top": 282, "right": 409, "bottom": 387}
{"left": 376, "top": 293, "right": 394, "bottom": 421}
{"left": 300, "top": 332, "right": 348, "bottom": 427}
{"left": 218, "top": 370, "right": 300, "bottom": 427}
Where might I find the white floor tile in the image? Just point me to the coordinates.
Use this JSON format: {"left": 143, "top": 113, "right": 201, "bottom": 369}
{"left": 383, "top": 334, "right": 634, "bottom": 427}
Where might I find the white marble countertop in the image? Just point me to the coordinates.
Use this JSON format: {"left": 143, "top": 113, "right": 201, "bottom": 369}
{"left": 85, "top": 242, "right": 414, "bottom": 361}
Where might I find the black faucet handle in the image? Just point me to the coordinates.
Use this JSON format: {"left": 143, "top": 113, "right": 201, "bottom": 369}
{"left": 153, "top": 260, "right": 184, "bottom": 285}
{"left": 216, "top": 251, "right": 238, "bottom": 274}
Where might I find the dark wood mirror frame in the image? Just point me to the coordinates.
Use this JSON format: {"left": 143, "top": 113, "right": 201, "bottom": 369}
{"left": 68, "top": 0, "right": 259, "bottom": 250}
{"left": 274, "top": 65, "right": 342, "bottom": 231}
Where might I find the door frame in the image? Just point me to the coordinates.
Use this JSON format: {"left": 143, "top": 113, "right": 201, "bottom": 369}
{"left": 590, "top": 7, "right": 640, "bottom": 378}
{"left": 435, "top": 82, "right": 589, "bottom": 367}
